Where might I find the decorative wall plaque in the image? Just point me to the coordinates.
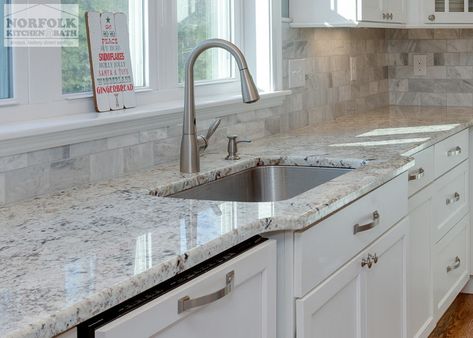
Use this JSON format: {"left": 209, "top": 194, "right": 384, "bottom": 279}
{"left": 86, "top": 12, "right": 136, "bottom": 112}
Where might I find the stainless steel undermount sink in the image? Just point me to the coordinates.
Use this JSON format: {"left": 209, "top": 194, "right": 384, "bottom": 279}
{"left": 170, "top": 166, "right": 352, "bottom": 202}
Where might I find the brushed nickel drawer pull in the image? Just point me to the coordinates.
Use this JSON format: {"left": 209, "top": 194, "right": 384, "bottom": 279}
{"left": 178, "top": 271, "right": 234, "bottom": 314}
{"left": 446, "top": 192, "right": 461, "bottom": 205}
{"left": 447, "top": 146, "right": 462, "bottom": 157}
{"left": 409, "top": 168, "right": 425, "bottom": 181}
{"left": 447, "top": 257, "right": 461, "bottom": 273}
{"left": 354, "top": 211, "right": 380, "bottom": 235}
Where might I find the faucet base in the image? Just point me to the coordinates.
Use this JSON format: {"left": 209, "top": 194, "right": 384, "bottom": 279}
{"left": 180, "top": 134, "right": 200, "bottom": 174}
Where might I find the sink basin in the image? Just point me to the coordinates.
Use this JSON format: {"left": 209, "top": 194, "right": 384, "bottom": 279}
{"left": 170, "top": 166, "right": 352, "bottom": 202}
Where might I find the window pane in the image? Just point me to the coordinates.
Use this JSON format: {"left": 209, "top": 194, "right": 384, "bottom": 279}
{"left": 0, "top": 0, "right": 12, "bottom": 99}
{"left": 61, "top": 0, "right": 146, "bottom": 94}
{"left": 449, "top": 0, "right": 465, "bottom": 12}
{"left": 436, "top": 0, "right": 445, "bottom": 12}
{"left": 177, "top": 0, "right": 234, "bottom": 84}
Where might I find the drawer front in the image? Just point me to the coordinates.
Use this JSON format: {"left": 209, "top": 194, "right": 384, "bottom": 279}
{"left": 95, "top": 241, "right": 276, "bottom": 338}
{"left": 434, "top": 129, "right": 468, "bottom": 177}
{"left": 432, "top": 160, "right": 469, "bottom": 243}
{"left": 408, "top": 146, "right": 435, "bottom": 197}
{"left": 433, "top": 215, "right": 470, "bottom": 319}
{"left": 294, "top": 173, "right": 408, "bottom": 298}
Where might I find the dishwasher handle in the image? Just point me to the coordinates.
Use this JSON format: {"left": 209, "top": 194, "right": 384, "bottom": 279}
{"left": 178, "top": 271, "right": 235, "bottom": 314}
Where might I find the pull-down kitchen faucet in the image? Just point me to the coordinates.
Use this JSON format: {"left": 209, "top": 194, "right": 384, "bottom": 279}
{"left": 180, "top": 39, "right": 260, "bottom": 174}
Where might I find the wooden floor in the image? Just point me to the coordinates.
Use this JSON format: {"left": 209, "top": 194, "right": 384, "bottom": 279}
{"left": 430, "top": 294, "right": 473, "bottom": 337}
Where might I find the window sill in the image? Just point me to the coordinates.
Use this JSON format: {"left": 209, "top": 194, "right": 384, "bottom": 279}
{"left": 0, "top": 90, "right": 291, "bottom": 157}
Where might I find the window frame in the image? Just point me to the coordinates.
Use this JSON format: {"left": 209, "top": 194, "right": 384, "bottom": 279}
{"left": 0, "top": 0, "right": 282, "bottom": 124}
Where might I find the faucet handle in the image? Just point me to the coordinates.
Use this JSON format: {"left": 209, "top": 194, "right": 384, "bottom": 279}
{"left": 205, "top": 119, "right": 221, "bottom": 140}
{"left": 225, "top": 135, "right": 251, "bottom": 160}
{"left": 198, "top": 119, "right": 222, "bottom": 154}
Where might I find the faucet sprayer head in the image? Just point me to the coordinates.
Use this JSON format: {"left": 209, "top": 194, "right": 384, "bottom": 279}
{"left": 240, "top": 68, "right": 260, "bottom": 104}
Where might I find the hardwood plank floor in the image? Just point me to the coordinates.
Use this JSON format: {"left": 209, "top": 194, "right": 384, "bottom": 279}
{"left": 430, "top": 294, "right": 473, "bottom": 337}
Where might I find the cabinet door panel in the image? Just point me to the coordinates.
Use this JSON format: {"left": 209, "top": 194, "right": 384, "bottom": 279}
{"left": 385, "top": 0, "right": 406, "bottom": 23}
{"left": 296, "top": 219, "right": 408, "bottom": 338}
{"left": 358, "top": 0, "right": 383, "bottom": 22}
{"left": 296, "top": 256, "right": 365, "bottom": 338}
{"left": 366, "top": 218, "right": 408, "bottom": 338}
{"left": 408, "top": 188, "right": 435, "bottom": 338}
{"left": 424, "top": 0, "right": 473, "bottom": 23}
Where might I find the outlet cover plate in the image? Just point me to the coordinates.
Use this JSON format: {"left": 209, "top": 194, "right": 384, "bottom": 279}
{"left": 414, "top": 54, "right": 427, "bottom": 76}
{"left": 288, "top": 59, "right": 306, "bottom": 88}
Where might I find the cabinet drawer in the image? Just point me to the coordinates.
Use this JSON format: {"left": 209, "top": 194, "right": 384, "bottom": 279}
{"left": 433, "top": 215, "right": 470, "bottom": 319}
{"left": 408, "top": 146, "right": 435, "bottom": 197}
{"left": 95, "top": 241, "right": 276, "bottom": 338}
{"left": 432, "top": 160, "right": 469, "bottom": 243}
{"left": 294, "top": 173, "right": 408, "bottom": 298}
{"left": 434, "top": 129, "right": 468, "bottom": 177}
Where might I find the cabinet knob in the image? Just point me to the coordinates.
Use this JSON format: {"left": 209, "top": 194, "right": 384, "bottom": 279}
{"left": 368, "top": 253, "right": 379, "bottom": 264}
{"left": 428, "top": 14, "right": 436, "bottom": 21}
{"left": 389, "top": 13, "right": 394, "bottom": 20}
{"left": 383, "top": 13, "right": 387, "bottom": 19}
{"left": 361, "top": 257, "right": 373, "bottom": 269}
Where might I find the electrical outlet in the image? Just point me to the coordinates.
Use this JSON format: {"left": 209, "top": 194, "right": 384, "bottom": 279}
{"left": 288, "top": 59, "right": 306, "bottom": 88}
{"left": 350, "top": 57, "right": 357, "bottom": 81}
{"left": 414, "top": 54, "right": 427, "bottom": 76}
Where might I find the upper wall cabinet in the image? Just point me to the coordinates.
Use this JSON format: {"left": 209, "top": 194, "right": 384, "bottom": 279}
{"left": 423, "top": 0, "right": 473, "bottom": 23}
{"left": 290, "top": 0, "right": 406, "bottom": 27}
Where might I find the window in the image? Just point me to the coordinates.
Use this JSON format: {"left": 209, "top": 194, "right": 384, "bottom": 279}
{"left": 61, "top": 0, "right": 146, "bottom": 94}
{"left": 0, "top": 0, "right": 280, "bottom": 123}
{"left": 0, "top": 0, "right": 12, "bottom": 99}
{"left": 177, "top": 0, "right": 235, "bottom": 84}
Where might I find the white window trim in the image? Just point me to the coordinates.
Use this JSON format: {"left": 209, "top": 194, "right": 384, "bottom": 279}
{"left": 0, "top": 0, "right": 286, "bottom": 154}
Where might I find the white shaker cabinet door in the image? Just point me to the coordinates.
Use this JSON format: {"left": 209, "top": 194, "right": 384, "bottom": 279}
{"left": 296, "top": 218, "right": 408, "bottom": 338}
{"left": 95, "top": 240, "right": 276, "bottom": 338}
{"left": 296, "top": 249, "right": 365, "bottom": 338}
{"left": 365, "top": 218, "right": 408, "bottom": 338}
{"left": 407, "top": 187, "right": 435, "bottom": 338}
{"left": 358, "top": 0, "right": 384, "bottom": 22}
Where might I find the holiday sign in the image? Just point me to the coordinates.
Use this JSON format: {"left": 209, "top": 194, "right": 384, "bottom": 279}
{"left": 86, "top": 12, "right": 136, "bottom": 112}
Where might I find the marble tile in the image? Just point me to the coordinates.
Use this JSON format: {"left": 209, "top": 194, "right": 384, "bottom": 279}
{"left": 50, "top": 157, "right": 90, "bottom": 191}
{"left": 447, "top": 93, "right": 473, "bottom": 107}
{"left": 4, "top": 164, "right": 49, "bottom": 203}
{"left": 90, "top": 149, "right": 124, "bottom": 182}
{"left": 0, "top": 154, "right": 28, "bottom": 172}
{"left": 70, "top": 139, "right": 108, "bottom": 158}
{"left": 107, "top": 133, "right": 140, "bottom": 149}
{"left": 123, "top": 143, "right": 154, "bottom": 173}
{"left": 139, "top": 128, "right": 168, "bottom": 143}
{"left": 0, "top": 173, "right": 5, "bottom": 205}
{"left": 27, "top": 146, "right": 70, "bottom": 166}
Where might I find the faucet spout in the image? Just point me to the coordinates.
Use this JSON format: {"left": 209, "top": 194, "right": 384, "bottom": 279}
{"left": 180, "top": 39, "right": 260, "bottom": 174}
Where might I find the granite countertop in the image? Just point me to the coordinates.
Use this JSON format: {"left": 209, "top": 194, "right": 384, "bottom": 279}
{"left": 2, "top": 105, "right": 473, "bottom": 338}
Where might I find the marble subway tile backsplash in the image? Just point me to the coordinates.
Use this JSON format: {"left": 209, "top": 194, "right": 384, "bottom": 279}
{"left": 284, "top": 27, "right": 389, "bottom": 119}
{"left": 387, "top": 29, "right": 473, "bottom": 107}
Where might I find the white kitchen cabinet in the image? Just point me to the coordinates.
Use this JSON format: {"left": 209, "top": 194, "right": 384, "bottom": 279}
{"left": 94, "top": 240, "right": 276, "bottom": 338}
{"left": 290, "top": 0, "right": 405, "bottom": 27}
{"left": 296, "top": 218, "right": 408, "bottom": 338}
{"left": 423, "top": 0, "right": 473, "bottom": 23}
{"left": 407, "top": 185, "right": 435, "bottom": 338}
{"left": 359, "top": 0, "right": 406, "bottom": 23}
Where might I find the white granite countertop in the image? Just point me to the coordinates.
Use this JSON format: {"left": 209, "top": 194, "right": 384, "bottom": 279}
{"left": 1, "top": 105, "right": 473, "bottom": 338}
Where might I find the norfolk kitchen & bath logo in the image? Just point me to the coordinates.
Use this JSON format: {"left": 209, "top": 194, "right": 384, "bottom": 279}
{"left": 4, "top": 4, "right": 79, "bottom": 47}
